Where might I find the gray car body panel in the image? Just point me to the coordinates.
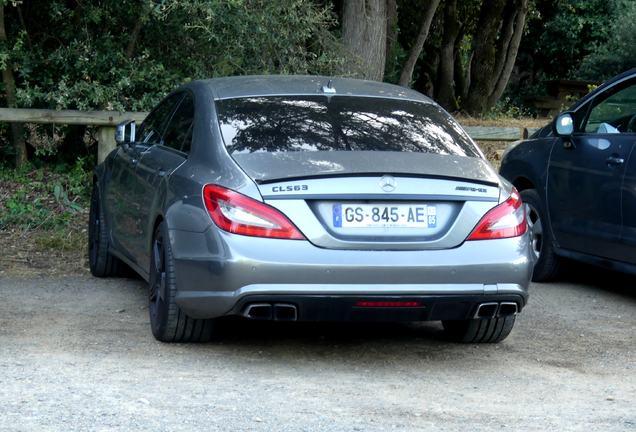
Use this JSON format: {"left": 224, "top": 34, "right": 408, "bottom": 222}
{"left": 206, "top": 75, "right": 432, "bottom": 102}
{"left": 170, "top": 229, "right": 531, "bottom": 319}
{"left": 259, "top": 176, "right": 501, "bottom": 250}
{"left": 97, "top": 75, "right": 531, "bottom": 322}
{"left": 233, "top": 151, "right": 501, "bottom": 186}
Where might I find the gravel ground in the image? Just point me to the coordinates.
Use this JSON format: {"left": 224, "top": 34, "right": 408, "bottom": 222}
{"left": 0, "top": 265, "right": 635, "bottom": 432}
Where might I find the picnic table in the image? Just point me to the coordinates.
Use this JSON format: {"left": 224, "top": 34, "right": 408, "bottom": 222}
{"left": 523, "top": 79, "right": 600, "bottom": 117}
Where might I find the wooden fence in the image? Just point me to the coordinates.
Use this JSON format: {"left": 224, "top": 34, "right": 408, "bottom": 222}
{"left": 0, "top": 108, "right": 147, "bottom": 163}
{"left": 0, "top": 108, "right": 543, "bottom": 163}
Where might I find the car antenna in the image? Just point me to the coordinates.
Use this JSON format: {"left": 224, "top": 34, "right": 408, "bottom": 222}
{"left": 322, "top": 80, "right": 336, "bottom": 94}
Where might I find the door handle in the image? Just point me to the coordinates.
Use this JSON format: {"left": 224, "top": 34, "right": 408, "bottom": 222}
{"left": 155, "top": 168, "right": 167, "bottom": 178}
{"left": 606, "top": 156, "right": 624, "bottom": 165}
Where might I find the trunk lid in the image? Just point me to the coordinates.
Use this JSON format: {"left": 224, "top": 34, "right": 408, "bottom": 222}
{"left": 234, "top": 151, "right": 500, "bottom": 186}
{"left": 248, "top": 153, "right": 502, "bottom": 251}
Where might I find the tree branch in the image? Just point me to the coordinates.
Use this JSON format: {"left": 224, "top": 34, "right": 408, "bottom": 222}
{"left": 16, "top": 5, "right": 32, "bottom": 50}
{"left": 437, "top": 0, "right": 459, "bottom": 111}
{"left": 487, "top": 0, "right": 528, "bottom": 108}
{"left": 397, "top": 0, "right": 442, "bottom": 88}
{"left": 488, "top": 0, "right": 518, "bottom": 94}
{"left": 126, "top": 2, "right": 150, "bottom": 60}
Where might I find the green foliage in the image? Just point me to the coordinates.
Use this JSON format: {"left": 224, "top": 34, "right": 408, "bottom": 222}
{"left": 158, "top": 0, "right": 345, "bottom": 76}
{"left": 486, "top": 97, "right": 533, "bottom": 120}
{"left": 578, "top": 1, "right": 636, "bottom": 80}
{"left": 1, "top": 190, "right": 53, "bottom": 229}
{"left": 51, "top": 155, "right": 94, "bottom": 199}
{"left": 499, "top": 0, "right": 630, "bottom": 116}
{"left": 0, "top": 156, "right": 92, "bottom": 231}
{"left": 5, "top": 0, "right": 346, "bottom": 114}
{"left": 533, "top": 0, "right": 618, "bottom": 79}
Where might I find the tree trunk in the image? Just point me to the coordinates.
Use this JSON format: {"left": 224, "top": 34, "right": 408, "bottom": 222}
{"left": 463, "top": 50, "right": 474, "bottom": 103}
{"left": 341, "top": 0, "right": 387, "bottom": 81}
{"left": 397, "top": 0, "right": 441, "bottom": 87}
{"left": 453, "top": 49, "right": 466, "bottom": 108}
{"left": 463, "top": 0, "right": 508, "bottom": 116}
{"left": 72, "top": 0, "right": 82, "bottom": 27}
{"left": 0, "top": 5, "right": 27, "bottom": 168}
{"left": 452, "top": 24, "right": 467, "bottom": 107}
{"left": 487, "top": 0, "right": 528, "bottom": 108}
{"left": 437, "top": 0, "right": 459, "bottom": 111}
{"left": 415, "top": 53, "right": 438, "bottom": 98}
{"left": 125, "top": 3, "right": 150, "bottom": 60}
{"left": 385, "top": 0, "right": 397, "bottom": 72}
{"left": 488, "top": 0, "right": 518, "bottom": 94}
{"left": 16, "top": 5, "right": 32, "bottom": 50}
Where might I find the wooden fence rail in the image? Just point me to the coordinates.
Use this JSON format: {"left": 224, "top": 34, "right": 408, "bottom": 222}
{"left": 0, "top": 108, "right": 542, "bottom": 163}
{"left": 0, "top": 108, "right": 147, "bottom": 163}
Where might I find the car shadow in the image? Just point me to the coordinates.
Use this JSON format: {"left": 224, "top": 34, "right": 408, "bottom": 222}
{"left": 211, "top": 316, "right": 449, "bottom": 345}
{"left": 561, "top": 259, "right": 636, "bottom": 299}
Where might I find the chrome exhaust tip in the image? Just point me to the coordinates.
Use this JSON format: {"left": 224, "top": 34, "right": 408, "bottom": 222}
{"left": 273, "top": 303, "right": 298, "bottom": 321}
{"left": 473, "top": 302, "right": 499, "bottom": 319}
{"left": 243, "top": 303, "right": 273, "bottom": 320}
{"left": 498, "top": 302, "right": 518, "bottom": 317}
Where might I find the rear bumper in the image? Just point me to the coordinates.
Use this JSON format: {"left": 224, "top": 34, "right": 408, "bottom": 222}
{"left": 209, "top": 293, "right": 524, "bottom": 322}
{"left": 170, "top": 228, "right": 532, "bottom": 320}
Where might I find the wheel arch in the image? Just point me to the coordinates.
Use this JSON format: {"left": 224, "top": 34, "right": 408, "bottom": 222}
{"left": 511, "top": 176, "right": 535, "bottom": 193}
{"left": 152, "top": 215, "right": 165, "bottom": 241}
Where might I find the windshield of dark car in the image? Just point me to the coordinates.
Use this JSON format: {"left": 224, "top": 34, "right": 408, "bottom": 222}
{"left": 216, "top": 96, "right": 480, "bottom": 158}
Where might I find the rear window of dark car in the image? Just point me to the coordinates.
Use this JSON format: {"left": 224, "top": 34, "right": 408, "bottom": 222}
{"left": 216, "top": 96, "right": 480, "bottom": 158}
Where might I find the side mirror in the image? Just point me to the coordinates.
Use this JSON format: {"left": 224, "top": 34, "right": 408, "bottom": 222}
{"left": 554, "top": 113, "right": 574, "bottom": 136}
{"left": 116, "top": 120, "right": 136, "bottom": 145}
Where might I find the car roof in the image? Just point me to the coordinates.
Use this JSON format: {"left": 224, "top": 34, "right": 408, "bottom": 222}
{"left": 195, "top": 75, "right": 433, "bottom": 104}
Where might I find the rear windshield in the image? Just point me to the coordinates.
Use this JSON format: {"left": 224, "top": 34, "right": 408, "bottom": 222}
{"left": 216, "top": 96, "right": 480, "bottom": 158}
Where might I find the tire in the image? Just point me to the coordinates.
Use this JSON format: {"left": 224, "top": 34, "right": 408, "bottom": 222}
{"left": 149, "top": 222, "right": 215, "bottom": 343}
{"left": 520, "top": 189, "right": 561, "bottom": 282}
{"left": 88, "top": 183, "right": 126, "bottom": 277}
{"left": 442, "top": 315, "right": 516, "bottom": 343}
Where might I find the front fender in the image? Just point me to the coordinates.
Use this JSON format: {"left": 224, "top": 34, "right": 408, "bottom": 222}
{"left": 500, "top": 137, "right": 556, "bottom": 199}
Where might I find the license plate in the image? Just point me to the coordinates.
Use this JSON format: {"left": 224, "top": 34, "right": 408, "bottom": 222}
{"left": 332, "top": 204, "right": 437, "bottom": 228}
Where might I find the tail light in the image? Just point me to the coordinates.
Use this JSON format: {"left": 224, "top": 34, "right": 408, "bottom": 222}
{"left": 467, "top": 188, "right": 526, "bottom": 240}
{"left": 203, "top": 185, "right": 305, "bottom": 240}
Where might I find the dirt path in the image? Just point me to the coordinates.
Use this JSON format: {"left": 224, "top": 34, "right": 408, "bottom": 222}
{"left": 0, "top": 266, "right": 635, "bottom": 431}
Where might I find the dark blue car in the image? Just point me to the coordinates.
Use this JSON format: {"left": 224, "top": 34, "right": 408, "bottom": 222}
{"left": 500, "top": 68, "right": 636, "bottom": 281}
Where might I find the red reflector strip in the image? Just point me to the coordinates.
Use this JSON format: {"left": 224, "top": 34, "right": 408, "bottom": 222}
{"left": 353, "top": 301, "right": 424, "bottom": 308}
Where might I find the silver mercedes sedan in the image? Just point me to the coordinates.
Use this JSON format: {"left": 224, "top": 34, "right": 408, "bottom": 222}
{"left": 89, "top": 76, "right": 532, "bottom": 343}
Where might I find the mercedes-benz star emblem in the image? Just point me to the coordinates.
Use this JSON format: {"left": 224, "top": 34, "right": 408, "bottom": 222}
{"left": 380, "top": 175, "right": 397, "bottom": 192}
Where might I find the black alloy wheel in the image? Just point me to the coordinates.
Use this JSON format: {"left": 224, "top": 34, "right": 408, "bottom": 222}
{"left": 519, "top": 189, "right": 561, "bottom": 282}
{"left": 149, "top": 222, "right": 215, "bottom": 343}
{"left": 88, "top": 183, "right": 124, "bottom": 277}
{"left": 525, "top": 201, "right": 543, "bottom": 263}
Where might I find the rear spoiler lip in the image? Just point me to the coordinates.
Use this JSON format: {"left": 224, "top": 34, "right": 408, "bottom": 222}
{"left": 255, "top": 172, "right": 500, "bottom": 189}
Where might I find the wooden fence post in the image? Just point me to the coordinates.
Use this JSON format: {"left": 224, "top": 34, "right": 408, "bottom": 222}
{"left": 98, "top": 126, "right": 117, "bottom": 163}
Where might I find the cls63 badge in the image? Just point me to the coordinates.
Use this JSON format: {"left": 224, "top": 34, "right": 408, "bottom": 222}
{"left": 272, "top": 185, "right": 308, "bottom": 193}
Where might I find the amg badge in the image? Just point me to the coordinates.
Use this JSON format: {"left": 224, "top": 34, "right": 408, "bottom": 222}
{"left": 455, "top": 186, "right": 487, "bottom": 193}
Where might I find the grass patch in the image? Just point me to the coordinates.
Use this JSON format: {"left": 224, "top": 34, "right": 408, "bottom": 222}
{"left": 35, "top": 225, "right": 87, "bottom": 253}
{"left": 1, "top": 157, "right": 92, "bottom": 257}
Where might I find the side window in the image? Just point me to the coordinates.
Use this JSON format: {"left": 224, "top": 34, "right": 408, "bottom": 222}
{"left": 137, "top": 93, "right": 184, "bottom": 144}
{"left": 584, "top": 79, "right": 636, "bottom": 134}
{"left": 181, "top": 123, "right": 194, "bottom": 154}
{"left": 572, "top": 101, "right": 591, "bottom": 133}
{"left": 162, "top": 93, "right": 195, "bottom": 153}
